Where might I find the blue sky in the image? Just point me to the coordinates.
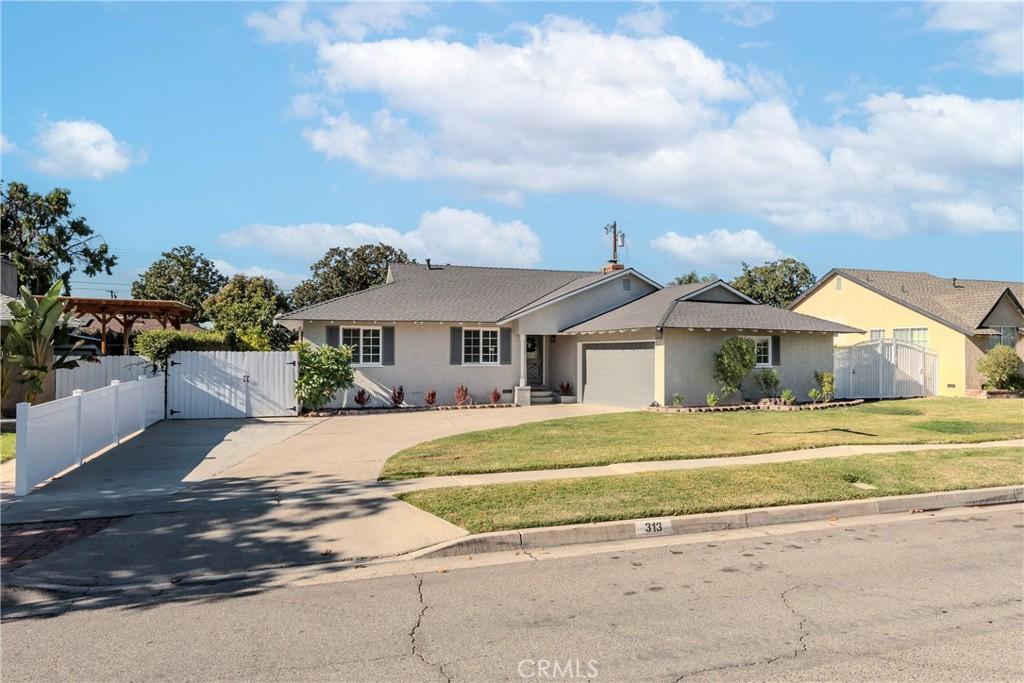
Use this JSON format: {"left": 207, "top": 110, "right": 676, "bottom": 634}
{"left": 2, "top": 1, "right": 1022, "bottom": 297}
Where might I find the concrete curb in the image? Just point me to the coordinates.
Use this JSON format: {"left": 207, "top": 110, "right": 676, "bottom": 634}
{"left": 409, "top": 486, "right": 1024, "bottom": 559}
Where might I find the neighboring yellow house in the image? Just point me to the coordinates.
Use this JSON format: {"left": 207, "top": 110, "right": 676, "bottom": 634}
{"left": 791, "top": 268, "right": 1024, "bottom": 397}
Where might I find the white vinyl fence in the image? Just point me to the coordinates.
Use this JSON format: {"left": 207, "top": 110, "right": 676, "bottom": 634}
{"left": 834, "top": 339, "right": 938, "bottom": 399}
{"left": 15, "top": 374, "right": 165, "bottom": 496}
{"left": 167, "top": 351, "right": 298, "bottom": 419}
{"left": 56, "top": 355, "right": 158, "bottom": 399}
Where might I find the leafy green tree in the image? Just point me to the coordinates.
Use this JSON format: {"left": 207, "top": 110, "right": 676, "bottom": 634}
{"left": 1, "top": 180, "right": 117, "bottom": 294}
{"left": 131, "top": 246, "right": 227, "bottom": 322}
{"left": 134, "top": 329, "right": 245, "bottom": 369}
{"left": 713, "top": 336, "right": 756, "bottom": 398}
{"left": 290, "top": 243, "right": 411, "bottom": 309}
{"left": 293, "top": 341, "right": 354, "bottom": 411}
{"left": 1, "top": 281, "right": 89, "bottom": 403}
{"left": 670, "top": 271, "right": 718, "bottom": 286}
{"left": 731, "top": 258, "right": 816, "bottom": 308}
{"left": 976, "top": 345, "right": 1024, "bottom": 391}
{"left": 204, "top": 275, "right": 291, "bottom": 350}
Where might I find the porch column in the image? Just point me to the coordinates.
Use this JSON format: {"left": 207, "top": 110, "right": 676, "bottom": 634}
{"left": 519, "top": 333, "right": 528, "bottom": 386}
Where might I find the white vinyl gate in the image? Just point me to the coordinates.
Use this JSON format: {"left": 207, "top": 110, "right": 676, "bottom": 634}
{"left": 167, "top": 351, "right": 298, "bottom": 419}
{"left": 834, "top": 340, "right": 938, "bottom": 399}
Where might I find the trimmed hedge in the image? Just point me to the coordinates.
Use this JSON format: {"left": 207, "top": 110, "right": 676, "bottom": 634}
{"left": 134, "top": 329, "right": 250, "bottom": 367}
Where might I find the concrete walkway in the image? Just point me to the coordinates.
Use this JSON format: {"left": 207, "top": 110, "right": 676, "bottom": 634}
{"left": 392, "top": 439, "right": 1024, "bottom": 492}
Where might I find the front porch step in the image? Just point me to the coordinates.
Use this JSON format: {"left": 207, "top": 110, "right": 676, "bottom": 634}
{"left": 530, "top": 387, "right": 554, "bottom": 404}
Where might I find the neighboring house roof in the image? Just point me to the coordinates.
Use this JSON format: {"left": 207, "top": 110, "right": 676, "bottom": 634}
{"left": 0, "top": 293, "right": 15, "bottom": 326}
{"left": 278, "top": 263, "right": 628, "bottom": 323}
{"left": 563, "top": 281, "right": 861, "bottom": 334}
{"left": 791, "top": 268, "right": 1024, "bottom": 336}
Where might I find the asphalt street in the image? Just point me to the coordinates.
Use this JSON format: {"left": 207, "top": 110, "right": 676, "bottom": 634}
{"left": 2, "top": 506, "right": 1022, "bottom": 682}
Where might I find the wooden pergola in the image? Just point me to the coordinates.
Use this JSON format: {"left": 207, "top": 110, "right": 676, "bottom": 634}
{"left": 52, "top": 297, "right": 193, "bottom": 355}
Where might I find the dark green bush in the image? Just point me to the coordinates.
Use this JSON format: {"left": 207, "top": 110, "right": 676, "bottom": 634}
{"left": 134, "top": 329, "right": 247, "bottom": 368}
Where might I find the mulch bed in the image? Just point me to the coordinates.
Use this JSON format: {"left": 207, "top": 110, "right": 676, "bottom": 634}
{"left": 1, "top": 517, "right": 123, "bottom": 572}
{"left": 646, "top": 399, "right": 865, "bottom": 414}
{"left": 307, "top": 403, "right": 517, "bottom": 417}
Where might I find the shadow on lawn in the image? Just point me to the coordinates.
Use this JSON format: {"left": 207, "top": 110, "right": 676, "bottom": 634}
{"left": 752, "top": 427, "right": 879, "bottom": 437}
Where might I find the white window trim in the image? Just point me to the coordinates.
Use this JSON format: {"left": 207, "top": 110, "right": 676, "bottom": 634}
{"left": 462, "top": 327, "right": 501, "bottom": 366}
{"left": 869, "top": 328, "right": 885, "bottom": 341}
{"left": 340, "top": 325, "right": 383, "bottom": 367}
{"left": 995, "top": 326, "right": 1017, "bottom": 348}
{"left": 893, "top": 327, "right": 928, "bottom": 348}
{"left": 746, "top": 335, "right": 772, "bottom": 368}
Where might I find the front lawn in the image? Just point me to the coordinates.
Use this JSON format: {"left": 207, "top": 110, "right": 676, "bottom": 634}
{"left": 0, "top": 433, "right": 14, "bottom": 463}
{"left": 398, "top": 446, "right": 1024, "bottom": 533}
{"left": 380, "top": 398, "right": 1024, "bottom": 479}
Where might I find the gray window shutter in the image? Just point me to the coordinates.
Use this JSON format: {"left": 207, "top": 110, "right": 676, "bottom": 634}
{"left": 382, "top": 326, "right": 395, "bottom": 365}
{"left": 326, "top": 325, "right": 340, "bottom": 347}
{"left": 450, "top": 327, "right": 462, "bottom": 365}
{"left": 500, "top": 328, "right": 512, "bottom": 364}
{"left": 771, "top": 335, "right": 781, "bottom": 366}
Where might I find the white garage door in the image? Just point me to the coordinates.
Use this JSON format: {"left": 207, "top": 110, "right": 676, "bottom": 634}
{"left": 582, "top": 342, "right": 655, "bottom": 407}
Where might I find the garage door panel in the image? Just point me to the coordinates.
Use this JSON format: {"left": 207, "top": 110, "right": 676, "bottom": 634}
{"left": 582, "top": 343, "right": 655, "bottom": 407}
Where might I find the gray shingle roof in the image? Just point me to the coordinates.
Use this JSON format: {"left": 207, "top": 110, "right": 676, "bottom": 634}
{"left": 278, "top": 263, "right": 604, "bottom": 323}
{"left": 563, "top": 282, "right": 860, "bottom": 334}
{"left": 793, "top": 268, "right": 1024, "bottom": 335}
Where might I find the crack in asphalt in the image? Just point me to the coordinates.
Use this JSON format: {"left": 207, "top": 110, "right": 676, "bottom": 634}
{"left": 410, "top": 574, "right": 452, "bottom": 682}
{"left": 671, "top": 583, "right": 810, "bottom": 681}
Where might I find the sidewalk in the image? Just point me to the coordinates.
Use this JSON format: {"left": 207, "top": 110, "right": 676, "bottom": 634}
{"left": 391, "top": 439, "right": 1024, "bottom": 493}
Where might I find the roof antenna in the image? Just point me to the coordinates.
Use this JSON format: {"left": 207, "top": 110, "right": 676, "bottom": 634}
{"left": 604, "top": 221, "right": 626, "bottom": 263}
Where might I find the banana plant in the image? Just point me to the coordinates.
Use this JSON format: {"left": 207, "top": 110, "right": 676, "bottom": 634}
{"left": 1, "top": 281, "right": 89, "bottom": 404}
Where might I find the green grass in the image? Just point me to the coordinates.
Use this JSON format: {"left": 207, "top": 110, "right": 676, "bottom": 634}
{"left": 0, "top": 433, "right": 14, "bottom": 463}
{"left": 398, "top": 447, "right": 1024, "bottom": 533}
{"left": 380, "top": 398, "right": 1024, "bottom": 480}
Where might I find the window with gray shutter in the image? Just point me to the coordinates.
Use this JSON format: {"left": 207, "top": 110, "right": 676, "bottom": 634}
{"left": 326, "top": 325, "right": 340, "bottom": 347}
{"left": 382, "top": 326, "right": 395, "bottom": 365}
{"left": 771, "top": 335, "right": 781, "bottom": 366}
{"left": 450, "top": 327, "right": 462, "bottom": 365}
{"left": 500, "top": 328, "right": 512, "bottom": 364}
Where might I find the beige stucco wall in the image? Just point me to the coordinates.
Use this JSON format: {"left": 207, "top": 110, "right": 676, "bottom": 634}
{"left": 662, "top": 329, "right": 834, "bottom": 406}
{"left": 792, "top": 273, "right": 967, "bottom": 396}
{"left": 980, "top": 292, "right": 1024, "bottom": 328}
{"left": 515, "top": 274, "right": 657, "bottom": 335}
{"left": 303, "top": 321, "right": 521, "bottom": 408}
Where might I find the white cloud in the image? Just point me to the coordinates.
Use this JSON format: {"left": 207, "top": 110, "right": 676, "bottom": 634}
{"left": 709, "top": 2, "right": 776, "bottom": 29}
{"left": 651, "top": 229, "right": 784, "bottom": 269}
{"left": 219, "top": 208, "right": 542, "bottom": 267}
{"left": 261, "top": 14, "right": 1022, "bottom": 238}
{"left": 616, "top": 3, "right": 670, "bottom": 37}
{"left": 31, "top": 120, "right": 142, "bottom": 179}
{"left": 739, "top": 40, "right": 772, "bottom": 50}
{"left": 246, "top": 2, "right": 428, "bottom": 44}
{"left": 213, "top": 260, "right": 306, "bottom": 290}
{"left": 0, "top": 134, "right": 15, "bottom": 154}
{"left": 925, "top": 2, "right": 1023, "bottom": 75}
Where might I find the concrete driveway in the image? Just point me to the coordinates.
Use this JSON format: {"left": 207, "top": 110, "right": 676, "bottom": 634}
{"left": 2, "top": 404, "right": 620, "bottom": 588}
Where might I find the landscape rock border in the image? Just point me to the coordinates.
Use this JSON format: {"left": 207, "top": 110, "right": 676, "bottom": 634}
{"left": 646, "top": 399, "right": 864, "bottom": 413}
{"left": 306, "top": 403, "right": 517, "bottom": 417}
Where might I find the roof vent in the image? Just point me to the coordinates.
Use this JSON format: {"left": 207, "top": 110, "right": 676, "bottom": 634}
{"left": 952, "top": 277, "right": 962, "bottom": 288}
{"left": 426, "top": 259, "right": 444, "bottom": 270}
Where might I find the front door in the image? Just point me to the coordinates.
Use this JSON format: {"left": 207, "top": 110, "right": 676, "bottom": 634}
{"left": 526, "top": 335, "right": 544, "bottom": 386}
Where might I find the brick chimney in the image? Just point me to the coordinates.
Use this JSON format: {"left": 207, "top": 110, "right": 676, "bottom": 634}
{"left": 602, "top": 262, "right": 625, "bottom": 274}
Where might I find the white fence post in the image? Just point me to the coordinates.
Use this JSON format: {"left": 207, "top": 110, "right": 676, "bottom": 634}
{"left": 138, "top": 375, "right": 147, "bottom": 432}
{"left": 111, "top": 380, "right": 121, "bottom": 445}
{"left": 73, "top": 389, "right": 85, "bottom": 466}
{"left": 15, "top": 402, "right": 30, "bottom": 496}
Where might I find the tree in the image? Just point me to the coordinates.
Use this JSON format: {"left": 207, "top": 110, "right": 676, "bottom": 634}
{"left": 290, "top": 243, "right": 412, "bottom": 309}
{"left": 976, "top": 345, "right": 1024, "bottom": 391}
{"left": 731, "top": 258, "right": 816, "bottom": 308}
{"left": 2, "top": 281, "right": 90, "bottom": 403}
{"left": 293, "top": 342, "right": 354, "bottom": 412}
{"left": 204, "top": 274, "right": 291, "bottom": 350}
{"left": 670, "top": 271, "right": 718, "bottom": 286}
{"left": 1, "top": 180, "right": 117, "bottom": 294}
{"left": 713, "top": 336, "right": 756, "bottom": 399}
{"left": 131, "top": 246, "right": 227, "bottom": 322}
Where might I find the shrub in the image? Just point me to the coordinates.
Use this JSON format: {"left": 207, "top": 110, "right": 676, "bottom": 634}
{"left": 293, "top": 341, "right": 354, "bottom": 411}
{"left": 454, "top": 384, "right": 471, "bottom": 406}
{"left": 753, "top": 368, "right": 781, "bottom": 398}
{"left": 558, "top": 381, "right": 573, "bottom": 396}
{"left": 808, "top": 388, "right": 821, "bottom": 403}
{"left": 489, "top": 388, "right": 502, "bottom": 405}
{"left": 780, "top": 388, "right": 796, "bottom": 405}
{"left": 813, "top": 370, "right": 835, "bottom": 403}
{"left": 977, "top": 345, "right": 1024, "bottom": 391}
{"left": 672, "top": 392, "right": 684, "bottom": 407}
{"left": 134, "top": 328, "right": 244, "bottom": 368}
{"left": 706, "top": 391, "right": 719, "bottom": 407}
{"left": 391, "top": 385, "right": 405, "bottom": 407}
{"left": 354, "top": 389, "right": 371, "bottom": 407}
{"left": 424, "top": 389, "right": 437, "bottom": 406}
{"left": 713, "top": 337, "right": 756, "bottom": 397}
